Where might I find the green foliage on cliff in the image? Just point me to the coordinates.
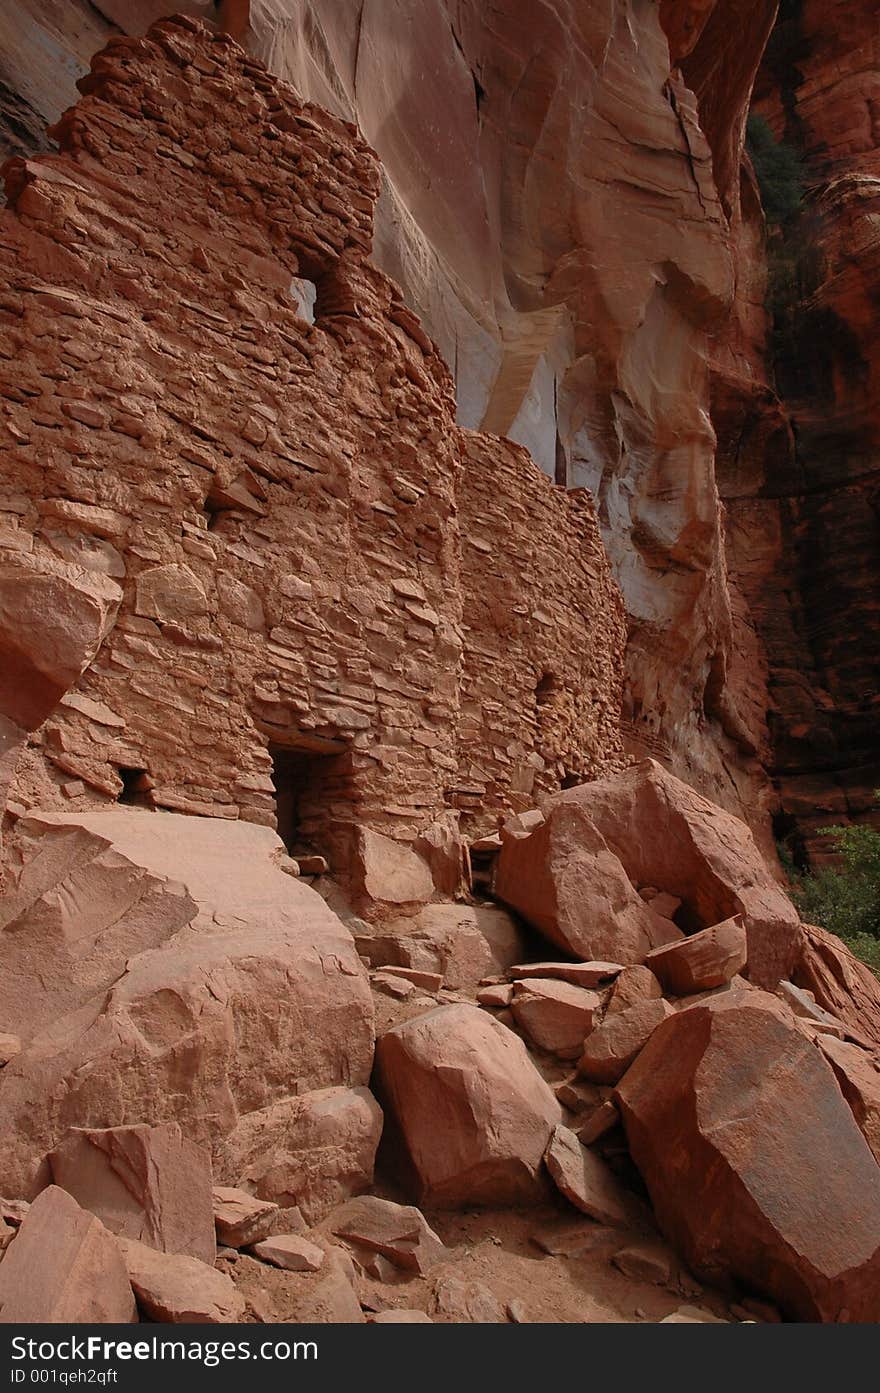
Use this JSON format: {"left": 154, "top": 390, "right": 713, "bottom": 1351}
{"left": 788, "top": 797, "right": 880, "bottom": 974}
{"left": 746, "top": 114, "right": 805, "bottom": 226}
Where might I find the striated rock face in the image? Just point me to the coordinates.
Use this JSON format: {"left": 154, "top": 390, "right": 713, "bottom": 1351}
{"left": 0, "top": 0, "right": 792, "bottom": 854}
{"left": 0, "top": 16, "right": 625, "bottom": 891}
{"left": 722, "top": 0, "right": 880, "bottom": 856}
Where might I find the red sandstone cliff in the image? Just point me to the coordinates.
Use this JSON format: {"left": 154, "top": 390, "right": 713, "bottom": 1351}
{"left": 730, "top": 0, "right": 880, "bottom": 857}
{"left": 3, "top": 12, "right": 880, "bottom": 1332}
{"left": 3, "top": 3, "right": 878, "bottom": 866}
{"left": 0, "top": 0, "right": 786, "bottom": 860}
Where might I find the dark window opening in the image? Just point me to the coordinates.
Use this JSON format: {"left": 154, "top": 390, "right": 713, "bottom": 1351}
{"left": 535, "top": 672, "right": 559, "bottom": 706}
{"left": 117, "top": 766, "right": 153, "bottom": 808}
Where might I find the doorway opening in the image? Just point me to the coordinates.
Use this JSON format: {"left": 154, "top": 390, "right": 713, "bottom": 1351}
{"left": 116, "top": 766, "right": 153, "bottom": 808}
{"left": 268, "top": 739, "right": 347, "bottom": 859}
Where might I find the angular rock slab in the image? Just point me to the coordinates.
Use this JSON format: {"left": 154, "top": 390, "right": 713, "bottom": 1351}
{"left": 795, "top": 923, "right": 880, "bottom": 1049}
{"left": 119, "top": 1236, "right": 245, "bottom": 1324}
{"left": 494, "top": 798, "right": 681, "bottom": 964}
{"left": 287, "top": 1250, "right": 364, "bottom": 1324}
{"left": 579, "top": 999, "right": 675, "bottom": 1084}
{"left": 0, "top": 810, "right": 374, "bottom": 1198}
{"left": 544, "top": 1125, "right": 632, "bottom": 1228}
{"left": 216, "top": 1085, "right": 383, "bottom": 1225}
{"left": 615, "top": 992, "right": 880, "bottom": 1321}
{"left": 329, "top": 1195, "right": 446, "bottom": 1274}
{"left": 645, "top": 916, "right": 747, "bottom": 995}
{"left": 357, "top": 902, "right": 528, "bottom": 990}
{"left": 354, "top": 827, "right": 433, "bottom": 908}
{"left": 554, "top": 760, "right": 802, "bottom": 988}
{"left": 250, "top": 1235, "right": 325, "bottom": 1272}
{"left": 375, "top": 1003, "right": 561, "bottom": 1207}
{"left": 817, "top": 1036, "right": 880, "bottom": 1166}
{"left": 0, "top": 559, "right": 121, "bottom": 732}
{"left": 510, "top": 978, "right": 601, "bottom": 1058}
{"left": 508, "top": 961, "right": 624, "bottom": 987}
{"left": 0, "top": 1186, "right": 136, "bottom": 1323}
{"left": 212, "top": 1187, "right": 279, "bottom": 1249}
{"left": 49, "top": 1122, "right": 216, "bottom": 1263}
{"left": 606, "top": 964, "right": 663, "bottom": 1015}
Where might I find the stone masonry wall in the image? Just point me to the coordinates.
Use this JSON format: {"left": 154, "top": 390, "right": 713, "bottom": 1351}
{"left": 457, "top": 432, "right": 625, "bottom": 834}
{"left": 0, "top": 16, "right": 625, "bottom": 893}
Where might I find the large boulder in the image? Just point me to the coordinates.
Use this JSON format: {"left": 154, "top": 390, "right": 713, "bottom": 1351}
{"left": 328, "top": 1195, "right": 447, "bottom": 1275}
{"left": 578, "top": 999, "right": 674, "bottom": 1084}
{"left": 0, "top": 818, "right": 198, "bottom": 1044}
{"left": 0, "top": 557, "right": 121, "bottom": 840}
{"left": 794, "top": 923, "right": 880, "bottom": 1048}
{"left": 0, "top": 811, "right": 374, "bottom": 1197}
{"left": 544, "top": 1125, "right": 633, "bottom": 1227}
{"left": 510, "top": 978, "right": 601, "bottom": 1058}
{"left": 215, "top": 1085, "right": 383, "bottom": 1224}
{"left": 0, "top": 1186, "right": 136, "bottom": 1323}
{"left": 0, "top": 559, "right": 121, "bottom": 733}
{"left": 375, "top": 1003, "right": 561, "bottom": 1207}
{"left": 645, "top": 916, "right": 748, "bottom": 995}
{"left": 554, "top": 760, "right": 802, "bottom": 988}
{"left": 615, "top": 992, "right": 880, "bottom": 1321}
{"left": 356, "top": 902, "right": 528, "bottom": 990}
{"left": 494, "top": 798, "right": 681, "bottom": 964}
{"left": 118, "top": 1236, "right": 246, "bottom": 1324}
{"left": 48, "top": 1123, "right": 216, "bottom": 1263}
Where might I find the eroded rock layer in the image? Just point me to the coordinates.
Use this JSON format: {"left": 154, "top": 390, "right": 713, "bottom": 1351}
{"left": 728, "top": 0, "right": 880, "bottom": 854}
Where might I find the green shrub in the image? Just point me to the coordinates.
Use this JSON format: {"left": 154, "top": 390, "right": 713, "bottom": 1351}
{"left": 789, "top": 794, "right": 880, "bottom": 975}
{"left": 746, "top": 114, "right": 805, "bottom": 226}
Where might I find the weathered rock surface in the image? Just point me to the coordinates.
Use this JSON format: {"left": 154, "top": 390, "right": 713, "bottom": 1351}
{"left": 817, "top": 1036, "right": 880, "bottom": 1166}
{"left": 578, "top": 1000, "right": 674, "bottom": 1085}
{"left": 616, "top": 992, "right": 880, "bottom": 1321}
{"left": 795, "top": 924, "right": 880, "bottom": 1049}
{"left": 555, "top": 761, "right": 803, "bottom": 986}
{"left": 509, "top": 961, "right": 624, "bottom": 988}
{"left": 0, "top": 1186, "right": 136, "bottom": 1324}
{"left": 356, "top": 904, "right": 528, "bottom": 991}
{"left": 544, "top": 1125, "right": 632, "bottom": 1228}
{"left": 372, "top": 1308, "right": 433, "bottom": 1323}
{"left": 0, "top": 560, "right": 121, "bottom": 732}
{"left": 250, "top": 1235, "right": 325, "bottom": 1273}
{"left": 0, "top": 0, "right": 784, "bottom": 851}
{"left": 287, "top": 1250, "right": 364, "bottom": 1324}
{"left": 119, "top": 1236, "right": 246, "bottom": 1324}
{"left": 215, "top": 1085, "right": 383, "bottom": 1224}
{"left": 431, "top": 1274, "right": 506, "bottom": 1324}
{"left": 645, "top": 917, "right": 748, "bottom": 995}
{"left": 375, "top": 1003, "right": 561, "bottom": 1207}
{"left": 212, "top": 1187, "right": 279, "bottom": 1249}
{"left": 329, "top": 1195, "right": 446, "bottom": 1275}
{"left": 739, "top": 2, "right": 880, "bottom": 854}
{"left": 510, "top": 978, "right": 601, "bottom": 1059}
{"left": 48, "top": 1123, "right": 215, "bottom": 1263}
{"left": 494, "top": 798, "right": 681, "bottom": 964}
{"left": 606, "top": 965, "right": 664, "bottom": 1015}
{"left": 0, "top": 811, "right": 373, "bottom": 1197}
